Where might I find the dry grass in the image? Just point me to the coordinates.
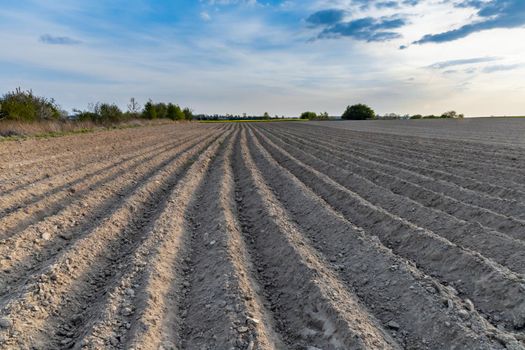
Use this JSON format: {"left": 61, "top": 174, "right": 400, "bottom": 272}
{"left": 0, "top": 119, "right": 174, "bottom": 140}
{"left": 0, "top": 120, "right": 96, "bottom": 137}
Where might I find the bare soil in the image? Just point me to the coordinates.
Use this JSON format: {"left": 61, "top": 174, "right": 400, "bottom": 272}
{"left": 0, "top": 121, "right": 524, "bottom": 349}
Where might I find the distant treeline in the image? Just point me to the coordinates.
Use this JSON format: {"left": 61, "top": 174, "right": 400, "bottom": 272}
{"left": 300, "top": 104, "right": 464, "bottom": 120}
{"left": 194, "top": 112, "right": 296, "bottom": 121}
{"left": 194, "top": 114, "right": 292, "bottom": 121}
{"left": 0, "top": 88, "right": 193, "bottom": 124}
{"left": 408, "top": 111, "right": 464, "bottom": 119}
{"left": 0, "top": 88, "right": 465, "bottom": 124}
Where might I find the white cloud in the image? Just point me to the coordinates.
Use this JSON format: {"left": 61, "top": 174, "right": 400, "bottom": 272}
{"left": 200, "top": 11, "right": 212, "bottom": 21}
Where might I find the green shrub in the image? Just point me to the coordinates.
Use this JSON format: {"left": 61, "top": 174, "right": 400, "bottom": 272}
{"left": 342, "top": 104, "right": 375, "bottom": 120}
{"left": 155, "top": 103, "right": 168, "bottom": 119}
{"left": 410, "top": 114, "right": 422, "bottom": 119}
{"left": 142, "top": 100, "right": 157, "bottom": 120}
{"left": 441, "top": 111, "right": 464, "bottom": 119}
{"left": 0, "top": 88, "right": 61, "bottom": 122}
{"left": 97, "top": 103, "right": 124, "bottom": 122}
{"left": 318, "top": 112, "right": 329, "bottom": 120}
{"left": 74, "top": 103, "right": 124, "bottom": 123}
{"left": 167, "top": 103, "right": 185, "bottom": 120}
{"left": 183, "top": 107, "right": 193, "bottom": 120}
{"left": 300, "top": 111, "right": 317, "bottom": 119}
{"left": 142, "top": 100, "right": 193, "bottom": 120}
{"left": 74, "top": 110, "right": 98, "bottom": 122}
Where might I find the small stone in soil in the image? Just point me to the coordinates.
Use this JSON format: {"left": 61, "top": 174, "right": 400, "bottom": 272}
{"left": 60, "top": 338, "right": 73, "bottom": 345}
{"left": 0, "top": 317, "right": 13, "bottom": 329}
{"left": 387, "top": 321, "right": 400, "bottom": 330}
{"left": 237, "top": 326, "right": 249, "bottom": 333}
{"left": 109, "top": 337, "right": 119, "bottom": 346}
{"left": 59, "top": 232, "right": 73, "bottom": 240}
{"left": 159, "top": 341, "right": 177, "bottom": 350}
{"left": 122, "top": 307, "right": 133, "bottom": 316}
{"left": 41, "top": 232, "right": 52, "bottom": 241}
{"left": 247, "top": 317, "right": 260, "bottom": 325}
{"left": 458, "top": 309, "right": 470, "bottom": 320}
{"left": 464, "top": 299, "right": 475, "bottom": 312}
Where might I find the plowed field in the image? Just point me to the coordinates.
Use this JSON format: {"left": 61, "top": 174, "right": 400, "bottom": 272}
{"left": 1, "top": 121, "right": 524, "bottom": 349}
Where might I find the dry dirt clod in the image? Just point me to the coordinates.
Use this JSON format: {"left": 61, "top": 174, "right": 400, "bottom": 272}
{"left": 59, "top": 231, "right": 73, "bottom": 240}
{"left": 237, "top": 326, "right": 249, "bottom": 333}
{"left": 246, "top": 317, "right": 260, "bottom": 325}
{"left": 464, "top": 299, "right": 475, "bottom": 312}
{"left": 0, "top": 317, "right": 13, "bottom": 329}
{"left": 457, "top": 309, "right": 470, "bottom": 320}
{"left": 159, "top": 340, "right": 177, "bottom": 350}
{"left": 41, "top": 232, "right": 52, "bottom": 241}
{"left": 60, "top": 338, "right": 73, "bottom": 345}
{"left": 386, "top": 321, "right": 400, "bottom": 330}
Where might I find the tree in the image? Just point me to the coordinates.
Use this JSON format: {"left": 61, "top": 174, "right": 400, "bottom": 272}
{"left": 183, "top": 107, "right": 193, "bottom": 120}
{"left": 74, "top": 102, "right": 123, "bottom": 123}
{"left": 319, "top": 112, "right": 329, "bottom": 120}
{"left": 341, "top": 104, "right": 375, "bottom": 120}
{"left": 383, "top": 113, "right": 400, "bottom": 119}
{"left": 0, "top": 88, "right": 61, "bottom": 122}
{"left": 142, "top": 100, "right": 157, "bottom": 119}
{"left": 155, "top": 103, "right": 168, "bottom": 119}
{"left": 167, "top": 103, "right": 185, "bottom": 120}
{"left": 441, "top": 111, "right": 457, "bottom": 118}
{"left": 410, "top": 114, "right": 422, "bottom": 119}
{"left": 96, "top": 103, "right": 123, "bottom": 123}
{"left": 263, "top": 112, "right": 270, "bottom": 119}
{"left": 441, "top": 110, "right": 464, "bottom": 118}
{"left": 300, "top": 111, "right": 317, "bottom": 120}
{"left": 127, "top": 97, "right": 140, "bottom": 115}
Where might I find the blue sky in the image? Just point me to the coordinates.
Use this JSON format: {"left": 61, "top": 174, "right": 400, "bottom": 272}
{"left": 1, "top": 0, "right": 524, "bottom": 116}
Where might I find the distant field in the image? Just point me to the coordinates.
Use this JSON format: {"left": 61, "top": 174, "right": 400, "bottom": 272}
{"left": 199, "top": 119, "right": 305, "bottom": 123}
{"left": 0, "top": 122, "right": 524, "bottom": 349}
{"left": 307, "top": 117, "right": 525, "bottom": 146}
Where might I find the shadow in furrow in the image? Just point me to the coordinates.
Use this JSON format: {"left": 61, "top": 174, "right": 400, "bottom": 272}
{"left": 0, "top": 133, "right": 206, "bottom": 239}
{"left": 40, "top": 134, "right": 222, "bottom": 349}
{"left": 0, "top": 134, "right": 193, "bottom": 217}
{"left": 0, "top": 133, "right": 219, "bottom": 304}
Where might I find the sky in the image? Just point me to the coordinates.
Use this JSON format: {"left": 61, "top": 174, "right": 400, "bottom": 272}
{"left": 0, "top": 0, "right": 524, "bottom": 117}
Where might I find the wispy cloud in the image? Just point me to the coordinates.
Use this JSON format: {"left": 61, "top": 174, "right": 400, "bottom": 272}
{"left": 428, "top": 57, "right": 500, "bottom": 69}
{"left": 482, "top": 63, "right": 523, "bottom": 73}
{"left": 200, "top": 11, "right": 212, "bottom": 21}
{"left": 39, "top": 34, "right": 81, "bottom": 45}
